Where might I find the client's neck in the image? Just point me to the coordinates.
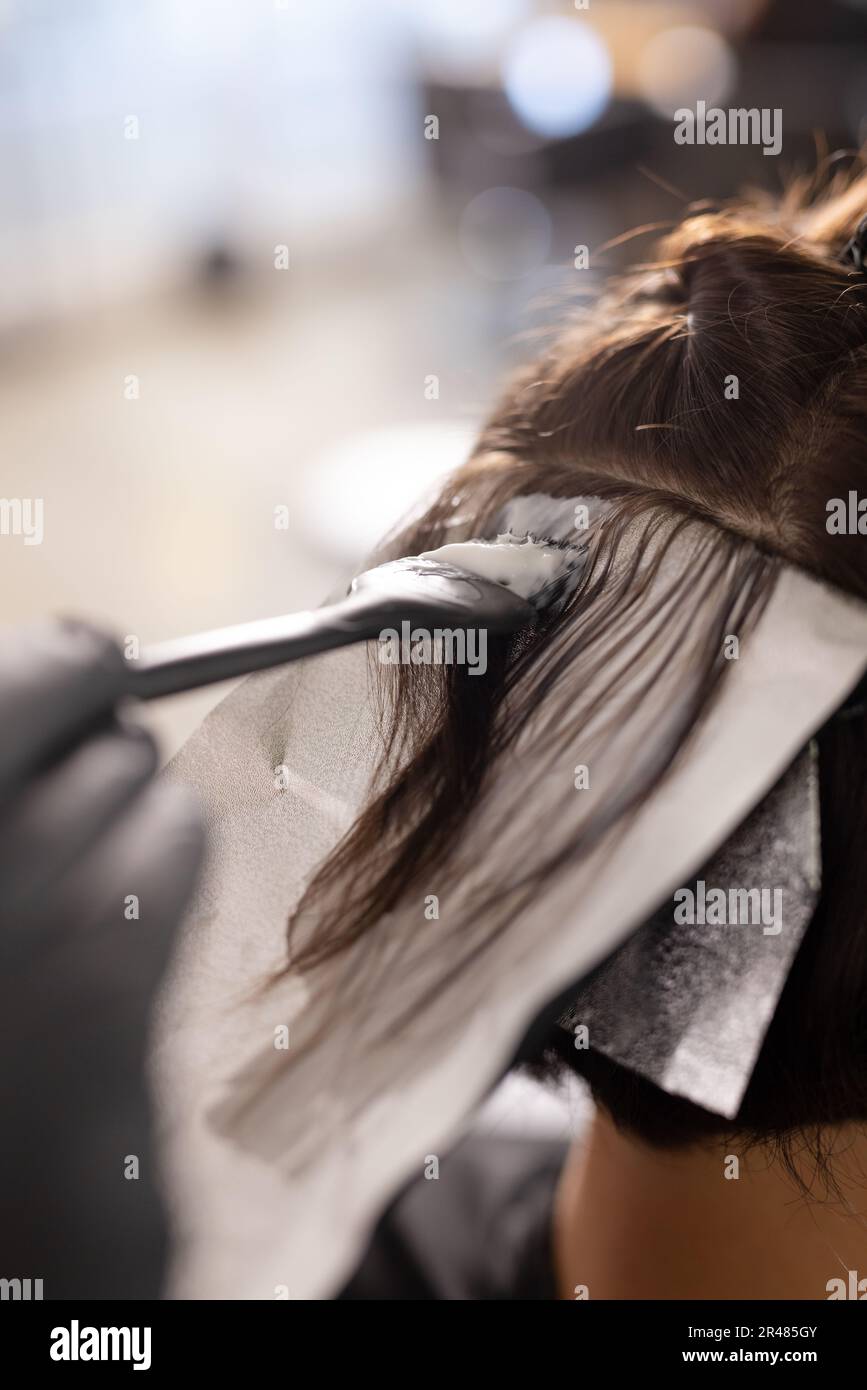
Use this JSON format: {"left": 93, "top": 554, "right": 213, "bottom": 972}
{"left": 554, "top": 1107, "right": 867, "bottom": 1300}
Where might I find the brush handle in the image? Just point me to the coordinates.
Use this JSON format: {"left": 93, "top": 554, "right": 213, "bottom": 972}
{"left": 127, "top": 592, "right": 393, "bottom": 700}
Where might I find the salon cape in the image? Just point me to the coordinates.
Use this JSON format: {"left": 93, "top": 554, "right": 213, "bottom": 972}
{"left": 152, "top": 551, "right": 867, "bottom": 1299}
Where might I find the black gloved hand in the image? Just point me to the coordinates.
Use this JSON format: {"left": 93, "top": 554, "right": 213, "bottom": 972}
{"left": 0, "top": 619, "right": 204, "bottom": 1299}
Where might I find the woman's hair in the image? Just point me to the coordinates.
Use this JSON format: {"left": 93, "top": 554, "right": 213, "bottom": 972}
{"left": 276, "top": 162, "right": 867, "bottom": 1159}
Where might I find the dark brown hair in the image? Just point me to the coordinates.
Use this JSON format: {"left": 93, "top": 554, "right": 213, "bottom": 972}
{"left": 274, "top": 163, "right": 867, "bottom": 1155}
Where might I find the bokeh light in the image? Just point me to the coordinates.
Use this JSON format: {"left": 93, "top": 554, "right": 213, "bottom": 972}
{"left": 458, "top": 186, "right": 552, "bottom": 282}
{"left": 502, "top": 16, "right": 613, "bottom": 140}
{"left": 637, "top": 25, "right": 737, "bottom": 119}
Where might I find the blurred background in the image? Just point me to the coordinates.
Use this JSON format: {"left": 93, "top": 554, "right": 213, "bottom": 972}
{"left": 3, "top": 0, "right": 867, "bottom": 767}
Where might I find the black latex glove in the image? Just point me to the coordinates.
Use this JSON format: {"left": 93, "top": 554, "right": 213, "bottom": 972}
{"left": 0, "top": 619, "right": 204, "bottom": 1299}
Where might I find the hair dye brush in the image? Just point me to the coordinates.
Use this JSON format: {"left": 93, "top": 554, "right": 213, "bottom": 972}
{"left": 127, "top": 522, "right": 585, "bottom": 701}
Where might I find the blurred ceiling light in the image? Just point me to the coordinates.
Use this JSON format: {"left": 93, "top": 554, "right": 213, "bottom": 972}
{"left": 459, "top": 186, "right": 551, "bottom": 282}
{"left": 301, "top": 422, "right": 476, "bottom": 567}
{"left": 413, "top": 0, "right": 531, "bottom": 84}
{"left": 637, "top": 24, "right": 736, "bottom": 119}
{"left": 501, "top": 16, "right": 613, "bottom": 139}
